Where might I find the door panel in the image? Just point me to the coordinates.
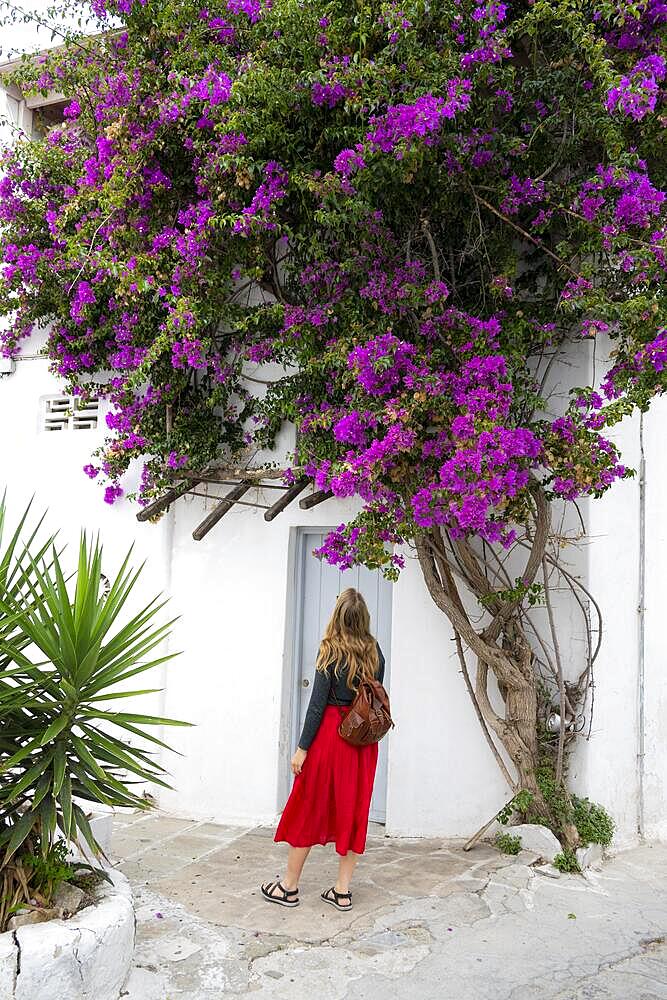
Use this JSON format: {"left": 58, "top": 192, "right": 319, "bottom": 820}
{"left": 293, "top": 530, "right": 392, "bottom": 823}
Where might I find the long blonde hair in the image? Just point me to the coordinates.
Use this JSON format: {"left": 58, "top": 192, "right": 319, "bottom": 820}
{"left": 316, "top": 588, "right": 379, "bottom": 690}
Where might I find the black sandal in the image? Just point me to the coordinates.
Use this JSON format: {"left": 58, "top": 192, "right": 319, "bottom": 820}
{"left": 261, "top": 880, "right": 300, "bottom": 907}
{"left": 321, "top": 886, "right": 352, "bottom": 911}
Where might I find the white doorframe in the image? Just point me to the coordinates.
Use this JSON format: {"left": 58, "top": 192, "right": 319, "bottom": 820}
{"left": 276, "top": 527, "right": 305, "bottom": 811}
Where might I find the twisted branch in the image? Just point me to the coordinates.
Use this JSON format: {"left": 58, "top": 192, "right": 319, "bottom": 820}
{"left": 542, "top": 556, "right": 567, "bottom": 784}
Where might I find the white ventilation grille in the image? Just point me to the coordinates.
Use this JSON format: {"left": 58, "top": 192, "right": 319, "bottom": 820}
{"left": 42, "top": 395, "right": 100, "bottom": 432}
{"left": 72, "top": 397, "right": 100, "bottom": 431}
{"left": 43, "top": 396, "right": 70, "bottom": 432}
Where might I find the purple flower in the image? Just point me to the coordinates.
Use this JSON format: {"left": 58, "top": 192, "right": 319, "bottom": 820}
{"left": 171, "top": 339, "right": 207, "bottom": 370}
{"left": 333, "top": 147, "right": 366, "bottom": 177}
{"left": 226, "top": 0, "right": 266, "bottom": 23}
{"left": 366, "top": 81, "right": 473, "bottom": 155}
{"left": 233, "top": 161, "right": 288, "bottom": 235}
{"left": 550, "top": 417, "right": 576, "bottom": 443}
{"left": 424, "top": 280, "right": 449, "bottom": 304}
{"left": 63, "top": 100, "right": 81, "bottom": 119}
{"left": 500, "top": 175, "right": 545, "bottom": 216}
{"left": 640, "top": 327, "right": 667, "bottom": 372}
{"left": 606, "top": 54, "right": 666, "bottom": 120}
{"left": 348, "top": 333, "right": 417, "bottom": 396}
{"left": 167, "top": 451, "right": 189, "bottom": 469}
{"left": 70, "top": 281, "right": 96, "bottom": 323}
{"left": 104, "top": 484, "right": 124, "bottom": 504}
{"left": 190, "top": 67, "right": 232, "bottom": 106}
{"left": 333, "top": 411, "right": 368, "bottom": 445}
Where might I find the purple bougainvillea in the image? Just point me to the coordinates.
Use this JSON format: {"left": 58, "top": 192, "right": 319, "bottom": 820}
{"left": 0, "top": 0, "right": 665, "bottom": 571}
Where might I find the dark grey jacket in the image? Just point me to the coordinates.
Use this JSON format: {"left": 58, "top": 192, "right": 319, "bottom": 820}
{"left": 298, "top": 644, "right": 386, "bottom": 750}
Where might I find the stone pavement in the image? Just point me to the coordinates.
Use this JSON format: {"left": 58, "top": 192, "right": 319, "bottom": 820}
{"left": 111, "top": 812, "right": 667, "bottom": 1000}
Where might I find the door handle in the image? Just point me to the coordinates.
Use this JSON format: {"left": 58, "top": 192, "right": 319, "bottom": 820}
{"left": 302, "top": 678, "right": 310, "bottom": 688}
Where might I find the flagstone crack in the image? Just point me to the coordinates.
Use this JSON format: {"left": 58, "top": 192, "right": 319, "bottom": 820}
{"left": 639, "top": 934, "right": 666, "bottom": 951}
{"left": 72, "top": 932, "right": 86, "bottom": 985}
{"left": 508, "top": 937, "right": 667, "bottom": 1000}
{"left": 244, "top": 932, "right": 295, "bottom": 964}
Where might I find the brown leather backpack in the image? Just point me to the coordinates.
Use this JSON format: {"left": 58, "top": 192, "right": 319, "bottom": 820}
{"left": 337, "top": 677, "right": 395, "bottom": 746}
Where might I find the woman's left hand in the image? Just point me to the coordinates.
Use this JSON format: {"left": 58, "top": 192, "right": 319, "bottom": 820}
{"left": 291, "top": 747, "right": 307, "bottom": 775}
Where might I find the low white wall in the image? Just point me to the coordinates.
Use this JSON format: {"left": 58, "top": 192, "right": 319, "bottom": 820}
{"left": 0, "top": 870, "right": 134, "bottom": 1000}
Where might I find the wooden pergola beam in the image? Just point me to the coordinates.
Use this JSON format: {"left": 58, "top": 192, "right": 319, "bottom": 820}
{"left": 299, "top": 489, "right": 334, "bottom": 510}
{"left": 136, "top": 480, "right": 200, "bottom": 522}
{"left": 165, "top": 466, "right": 301, "bottom": 484}
{"left": 264, "top": 477, "right": 310, "bottom": 522}
{"left": 192, "top": 481, "right": 252, "bottom": 541}
{"left": 137, "top": 469, "right": 332, "bottom": 537}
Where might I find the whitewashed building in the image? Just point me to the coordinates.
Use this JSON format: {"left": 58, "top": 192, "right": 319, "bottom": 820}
{"left": 1, "top": 79, "right": 665, "bottom": 849}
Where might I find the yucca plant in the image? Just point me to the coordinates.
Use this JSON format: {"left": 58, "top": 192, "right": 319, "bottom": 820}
{"left": 0, "top": 498, "right": 188, "bottom": 930}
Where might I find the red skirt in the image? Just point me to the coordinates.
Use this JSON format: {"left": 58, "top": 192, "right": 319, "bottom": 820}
{"left": 275, "top": 705, "right": 379, "bottom": 856}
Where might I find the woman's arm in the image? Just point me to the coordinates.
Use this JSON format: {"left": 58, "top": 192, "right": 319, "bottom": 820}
{"left": 377, "top": 643, "right": 386, "bottom": 684}
{"left": 297, "top": 666, "right": 332, "bottom": 751}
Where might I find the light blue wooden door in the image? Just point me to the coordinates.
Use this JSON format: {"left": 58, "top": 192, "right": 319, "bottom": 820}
{"left": 293, "top": 530, "right": 392, "bottom": 823}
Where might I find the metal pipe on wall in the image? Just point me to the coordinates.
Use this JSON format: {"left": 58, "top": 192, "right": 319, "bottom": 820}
{"left": 637, "top": 413, "right": 646, "bottom": 839}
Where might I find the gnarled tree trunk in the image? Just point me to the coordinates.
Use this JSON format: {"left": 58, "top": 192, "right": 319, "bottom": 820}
{"left": 415, "top": 482, "right": 582, "bottom": 848}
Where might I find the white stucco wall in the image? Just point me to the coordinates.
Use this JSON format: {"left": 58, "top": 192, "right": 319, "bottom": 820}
{"left": 386, "top": 555, "right": 510, "bottom": 837}
{"left": 566, "top": 391, "right": 666, "bottom": 844}
{"left": 569, "top": 415, "right": 643, "bottom": 845}
{"left": 0, "top": 326, "right": 518, "bottom": 838}
{"left": 639, "top": 399, "right": 667, "bottom": 841}
{"left": 1, "top": 81, "right": 664, "bottom": 846}
{"left": 2, "top": 329, "right": 665, "bottom": 845}
{"left": 0, "top": 333, "right": 170, "bottom": 621}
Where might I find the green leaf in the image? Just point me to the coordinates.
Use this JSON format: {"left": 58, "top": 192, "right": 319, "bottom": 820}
{"left": 82, "top": 710, "right": 191, "bottom": 727}
{"left": 32, "top": 770, "right": 52, "bottom": 810}
{"left": 70, "top": 734, "right": 111, "bottom": 784}
{"left": 59, "top": 774, "right": 73, "bottom": 840}
{"left": 80, "top": 722, "right": 162, "bottom": 771}
{"left": 85, "top": 688, "right": 163, "bottom": 702}
{"left": 0, "top": 736, "right": 43, "bottom": 773}
{"left": 40, "top": 713, "right": 72, "bottom": 746}
{"left": 39, "top": 794, "right": 57, "bottom": 843}
{"left": 84, "top": 649, "right": 179, "bottom": 698}
{"left": 69, "top": 761, "right": 113, "bottom": 806}
{"left": 72, "top": 804, "right": 101, "bottom": 858}
{"left": 52, "top": 743, "right": 66, "bottom": 795}
{"left": 5, "top": 749, "right": 54, "bottom": 801}
{"left": 2, "top": 809, "right": 37, "bottom": 864}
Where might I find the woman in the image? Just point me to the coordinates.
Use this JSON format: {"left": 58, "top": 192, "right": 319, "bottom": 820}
{"left": 261, "top": 587, "right": 386, "bottom": 911}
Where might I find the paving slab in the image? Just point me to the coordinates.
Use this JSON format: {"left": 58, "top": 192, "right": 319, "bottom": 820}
{"left": 114, "top": 814, "right": 667, "bottom": 1000}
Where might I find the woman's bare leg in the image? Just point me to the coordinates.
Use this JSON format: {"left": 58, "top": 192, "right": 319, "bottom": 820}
{"left": 335, "top": 850, "right": 359, "bottom": 904}
{"left": 263, "top": 845, "right": 310, "bottom": 900}
{"left": 283, "top": 846, "right": 311, "bottom": 890}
